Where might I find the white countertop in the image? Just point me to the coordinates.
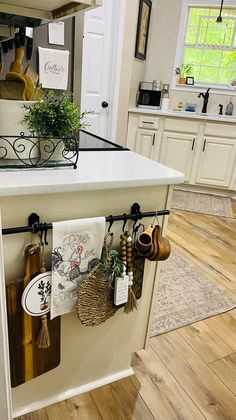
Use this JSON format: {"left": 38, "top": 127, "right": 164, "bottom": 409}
{"left": 0, "top": 151, "right": 184, "bottom": 197}
{"left": 129, "top": 107, "right": 236, "bottom": 123}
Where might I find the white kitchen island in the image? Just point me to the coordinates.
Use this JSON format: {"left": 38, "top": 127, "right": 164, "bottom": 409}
{"left": 0, "top": 150, "right": 183, "bottom": 419}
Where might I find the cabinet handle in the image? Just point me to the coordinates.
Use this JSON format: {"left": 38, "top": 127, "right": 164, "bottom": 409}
{"left": 191, "top": 138, "right": 195, "bottom": 151}
{"left": 143, "top": 121, "right": 154, "bottom": 124}
{"left": 203, "top": 139, "right": 206, "bottom": 152}
{"left": 152, "top": 133, "right": 156, "bottom": 146}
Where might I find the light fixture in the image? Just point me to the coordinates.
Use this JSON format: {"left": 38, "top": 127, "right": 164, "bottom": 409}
{"left": 216, "top": 0, "right": 224, "bottom": 22}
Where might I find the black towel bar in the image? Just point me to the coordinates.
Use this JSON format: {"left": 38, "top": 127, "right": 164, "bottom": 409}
{"left": 1, "top": 203, "right": 170, "bottom": 236}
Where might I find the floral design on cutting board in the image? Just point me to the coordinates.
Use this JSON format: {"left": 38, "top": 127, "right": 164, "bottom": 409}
{"left": 38, "top": 280, "right": 51, "bottom": 310}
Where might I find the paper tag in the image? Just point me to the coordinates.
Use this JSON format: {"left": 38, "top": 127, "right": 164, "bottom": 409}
{"left": 26, "top": 27, "right": 33, "bottom": 38}
{"left": 48, "top": 21, "right": 65, "bottom": 46}
{"left": 114, "top": 275, "right": 129, "bottom": 306}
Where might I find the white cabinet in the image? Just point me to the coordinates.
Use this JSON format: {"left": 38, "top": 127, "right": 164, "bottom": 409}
{"left": 126, "top": 114, "right": 160, "bottom": 160}
{"left": 195, "top": 137, "right": 236, "bottom": 188}
{"left": 160, "top": 133, "right": 196, "bottom": 182}
{"left": 126, "top": 111, "right": 236, "bottom": 191}
{"left": 135, "top": 129, "right": 156, "bottom": 158}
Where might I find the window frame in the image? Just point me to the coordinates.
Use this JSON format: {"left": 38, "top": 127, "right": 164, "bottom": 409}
{"left": 172, "top": 0, "right": 236, "bottom": 95}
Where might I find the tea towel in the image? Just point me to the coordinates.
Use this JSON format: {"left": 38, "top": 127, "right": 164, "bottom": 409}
{"left": 38, "top": 47, "right": 69, "bottom": 90}
{"left": 51, "top": 217, "right": 105, "bottom": 319}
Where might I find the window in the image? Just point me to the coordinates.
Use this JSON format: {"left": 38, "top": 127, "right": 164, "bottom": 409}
{"left": 174, "top": 2, "right": 236, "bottom": 90}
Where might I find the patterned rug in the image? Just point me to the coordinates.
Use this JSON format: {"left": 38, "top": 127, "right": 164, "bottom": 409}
{"left": 151, "top": 251, "right": 236, "bottom": 336}
{"left": 171, "top": 190, "right": 233, "bottom": 218}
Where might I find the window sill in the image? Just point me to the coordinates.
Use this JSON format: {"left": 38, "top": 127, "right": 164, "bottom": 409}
{"left": 171, "top": 83, "right": 236, "bottom": 96}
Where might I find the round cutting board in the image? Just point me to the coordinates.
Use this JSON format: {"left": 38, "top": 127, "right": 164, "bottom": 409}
{"left": 21, "top": 271, "right": 52, "bottom": 316}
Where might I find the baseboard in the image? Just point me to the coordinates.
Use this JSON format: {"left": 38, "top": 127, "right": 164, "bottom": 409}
{"left": 174, "top": 184, "right": 235, "bottom": 198}
{"left": 13, "top": 368, "right": 134, "bottom": 418}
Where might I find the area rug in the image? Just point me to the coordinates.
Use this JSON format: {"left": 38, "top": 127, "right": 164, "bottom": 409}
{"left": 171, "top": 189, "right": 233, "bottom": 218}
{"left": 151, "top": 251, "right": 236, "bottom": 336}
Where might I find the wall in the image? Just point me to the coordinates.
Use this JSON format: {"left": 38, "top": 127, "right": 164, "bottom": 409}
{"left": 132, "top": 0, "right": 235, "bottom": 114}
{"left": 2, "top": 19, "right": 75, "bottom": 93}
{"left": 116, "top": 0, "right": 145, "bottom": 146}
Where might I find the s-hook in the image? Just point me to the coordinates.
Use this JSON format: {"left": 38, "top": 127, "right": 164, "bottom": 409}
{"left": 107, "top": 215, "right": 114, "bottom": 233}
{"left": 122, "top": 214, "right": 128, "bottom": 232}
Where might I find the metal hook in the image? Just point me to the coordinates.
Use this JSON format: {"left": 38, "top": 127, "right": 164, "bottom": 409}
{"left": 108, "top": 215, "right": 114, "bottom": 233}
{"left": 44, "top": 223, "right": 49, "bottom": 246}
{"left": 122, "top": 213, "right": 127, "bottom": 233}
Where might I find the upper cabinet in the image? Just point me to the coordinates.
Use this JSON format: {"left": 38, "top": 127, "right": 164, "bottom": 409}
{"left": 0, "top": 0, "right": 102, "bottom": 23}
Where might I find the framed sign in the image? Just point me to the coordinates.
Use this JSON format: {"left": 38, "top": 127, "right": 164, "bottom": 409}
{"left": 135, "top": 0, "right": 152, "bottom": 61}
{"left": 186, "top": 77, "right": 194, "bottom": 85}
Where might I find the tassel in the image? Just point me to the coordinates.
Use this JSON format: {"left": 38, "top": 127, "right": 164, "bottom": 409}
{"left": 124, "top": 284, "right": 137, "bottom": 313}
{"left": 36, "top": 314, "right": 50, "bottom": 349}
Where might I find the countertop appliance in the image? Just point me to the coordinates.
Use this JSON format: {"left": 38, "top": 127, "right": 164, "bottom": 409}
{"left": 137, "top": 81, "right": 162, "bottom": 110}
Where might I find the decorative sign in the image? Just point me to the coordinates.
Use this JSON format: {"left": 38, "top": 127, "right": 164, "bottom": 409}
{"left": 38, "top": 47, "right": 70, "bottom": 90}
{"left": 21, "top": 271, "right": 52, "bottom": 316}
{"left": 114, "top": 275, "right": 129, "bottom": 306}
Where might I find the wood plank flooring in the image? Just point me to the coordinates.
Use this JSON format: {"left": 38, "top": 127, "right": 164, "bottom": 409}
{"left": 16, "top": 202, "right": 236, "bottom": 420}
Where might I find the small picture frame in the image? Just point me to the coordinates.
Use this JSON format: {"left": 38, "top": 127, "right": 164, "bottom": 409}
{"left": 135, "top": 0, "right": 152, "bottom": 61}
{"left": 186, "top": 77, "right": 194, "bottom": 85}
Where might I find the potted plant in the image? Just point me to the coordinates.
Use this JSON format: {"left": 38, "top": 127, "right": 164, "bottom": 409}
{"left": 175, "top": 64, "right": 193, "bottom": 84}
{"left": 22, "top": 90, "right": 89, "bottom": 161}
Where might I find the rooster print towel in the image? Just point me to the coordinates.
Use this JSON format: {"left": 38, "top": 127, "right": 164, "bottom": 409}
{"left": 51, "top": 217, "right": 105, "bottom": 319}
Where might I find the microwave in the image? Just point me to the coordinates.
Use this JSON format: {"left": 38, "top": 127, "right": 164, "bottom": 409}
{"left": 137, "top": 82, "right": 162, "bottom": 110}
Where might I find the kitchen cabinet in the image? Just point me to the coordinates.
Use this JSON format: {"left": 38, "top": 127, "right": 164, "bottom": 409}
{"left": 127, "top": 110, "right": 236, "bottom": 192}
{"left": 195, "top": 137, "right": 236, "bottom": 188}
{"left": 0, "top": 151, "right": 183, "bottom": 419}
{"left": 135, "top": 129, "right": 156, "bottom": 159}
{"left": 126, "top": 113, "right": 161, "bottom": 161}
{"left": 160, "top": 133, "right": 196, "bottom": 182}
{"left": 0, "top": 1, "right": 102, "bottom": 22}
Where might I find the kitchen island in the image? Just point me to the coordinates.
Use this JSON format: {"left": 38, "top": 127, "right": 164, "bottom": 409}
{"left": 0, "top": 148, "right": 183, "bottom": 419}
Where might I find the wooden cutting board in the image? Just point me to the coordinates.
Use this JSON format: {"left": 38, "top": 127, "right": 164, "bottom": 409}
{"left": 6, "top": 245, "right": 60, "bottom": 388}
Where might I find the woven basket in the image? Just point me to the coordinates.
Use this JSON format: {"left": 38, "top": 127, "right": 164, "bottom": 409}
{"left": 76, "top": 263, "right": 116, "bottom": 326}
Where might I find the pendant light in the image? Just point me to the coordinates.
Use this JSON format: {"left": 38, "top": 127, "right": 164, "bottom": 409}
{"left": 216, "top": 0, "right": 224, "bottom": 22}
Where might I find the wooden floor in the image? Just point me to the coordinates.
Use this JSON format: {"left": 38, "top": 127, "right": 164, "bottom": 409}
{"left": 17, "top": 203, "right": 236, "bottom": 420}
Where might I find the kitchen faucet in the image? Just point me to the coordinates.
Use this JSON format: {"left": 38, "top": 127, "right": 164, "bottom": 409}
{"left": 198, "top": 88, "right": 210, "bottom": 113}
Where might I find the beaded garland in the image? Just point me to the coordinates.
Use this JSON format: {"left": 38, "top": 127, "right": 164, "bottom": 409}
{"left": 120, "top": 231, "right": 137, "bottom": 313}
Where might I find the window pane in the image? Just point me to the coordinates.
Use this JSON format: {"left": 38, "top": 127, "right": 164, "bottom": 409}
{"left": 186, "top": 26, "right": 198, "bottom": 44}
{"left": 188, "top": 8, "right": 209, "bottom": 26}
{"left": 202, "top": 50, "right": 222, "bottom": 66}
{"left": 199, "top": 67, "right": 218, "bottom": 83}
{"left": 184, "top": 48, "right": 203, "bottom": 65}
{"left": 181, "top": 6, "right": 236, "bottom": 86}
{"left": 218, "top": 68, "right": 235, "bottom": 83}
{"left": 221, "top": 51, "right": 236, "bottom": 68}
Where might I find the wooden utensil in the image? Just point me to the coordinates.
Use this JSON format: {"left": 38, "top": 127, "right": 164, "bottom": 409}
{"left": 136, "top": 224, "right": 155, "bottom": 253}
{"left": 22, "top": 74, "right": 35, "bottom": 100}
{"left": 0, "top": 80, "right": 26, "bottom": 100}
{"left": 6, "top": 245, "right": 60, "bottom": 388}
{"left": 9, "top": 47, "right": 24, "bottom": 74}
{"left": 25, "top": 64, "right": 39, "bottom": 85}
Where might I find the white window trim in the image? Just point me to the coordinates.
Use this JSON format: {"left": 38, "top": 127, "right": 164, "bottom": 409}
{"left": 171, "top": 0, "right": 236, "bottom": 95}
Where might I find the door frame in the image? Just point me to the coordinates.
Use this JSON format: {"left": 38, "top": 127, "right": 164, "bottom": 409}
{"left": 73, "top": 0, "right": 126, "bottom": 143}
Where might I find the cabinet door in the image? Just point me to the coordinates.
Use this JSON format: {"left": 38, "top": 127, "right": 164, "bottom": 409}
{"left": 135, "top": 129, "right": 156, "bottom": 158}
{"left": 196, "top": 137, "right": 236, "bottom": 188}
{"left": 160, "top": 133, "right": 196, "bottom": 182}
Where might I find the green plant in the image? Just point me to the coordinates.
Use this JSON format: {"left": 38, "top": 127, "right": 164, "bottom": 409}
{"left": 22, "top": 90, "right": 89, "bottom": 138}
{"left": 175, "top": 63, "right": 193, "bottom": 77}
